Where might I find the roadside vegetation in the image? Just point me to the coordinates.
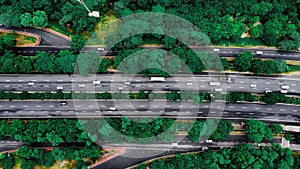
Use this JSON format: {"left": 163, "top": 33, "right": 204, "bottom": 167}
{"left": 132, "top": 144, "right": 295, "bottom": 169}
{"left": 0, "top": 49, "right": 296, "bottom": 76}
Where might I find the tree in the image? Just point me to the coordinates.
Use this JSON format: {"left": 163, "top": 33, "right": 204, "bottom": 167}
{"left": 0, "top": 153, "right": 14, "bottom": 169}
{"left": 233, "top": 51, "right": 253, "bottom": 72}
{"left": 274, "top": 59, "right": 287, "bottom": 73}
{"left": 244, "top": 119, "right": 267, "bottom": 143}
{"left": 71, "top": 35, "right": 85, "bottom": 51}
{"left": 34, "top": 52, "right": 56, "bottom": 73}
{"left": 264, "top": 92, "right": 285, "bottom": 105}
{"left": 20, "top": 159, "right": 36, "bottom": 169}
{"left": 32, "top": 11, "right": 48, "bottom": 28}
{"left": 271, "top": 124, "right": 283, "bottom": 134}
{"left": 285, "top": 134, "right": 293, "bottom": 141}
{"left": 20, "top": 13, "right": 32, "bottom": 27}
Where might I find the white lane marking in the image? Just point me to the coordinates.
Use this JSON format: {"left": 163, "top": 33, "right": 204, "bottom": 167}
{"left": 75, "top": 105, "right": 81, "bottom": 108}
{"left": 5, "top": 80, "right": 10, "bottom": 82}
{"left": 58, "top": 80, "right": 63, "bottom": 82}
{"left": 18, "top": 80, "right": 23, "bottom": 82}
{"left": 267, "top": 108, "right": 272, "bottom": 111}
{"left": 239, "top": 86, "right": 244, "bottom": 89}
{"left": 36, "top": 105, "right": 41, "bottom": 108}
{"left": 49, "top": 105, "right": 54, "bottom": 108}
{"left": 262, "top": 113, "right": 267, "bottom": 115}
{"left": 240, "top": 81, "right": 244, "bottom": 84}
{"left": 224, "top": 112, "right": 228, "bottom": 114}
{"left": 293, "top": 110, "right": 298, "bottom": 112}
{"left": 23, "top": 105, "right": 28, "bottom": 108}
{"left": 291, "top": 84, "right": 296, "bottom": 86}
{"left": 229, "top": 106, "right": 234, "bottom": 108}
{"left": 88, "top": 105, "right": 94, "bottom": 108}
{"left": 236, "top": 112, "right": 241, "bottom": 114}
{"left": 249, "top": 113, "right": 254, "bottom": 115}
{"left": 44, "top": 80, "right": 49, "bottom": 82}
{"left": 140, "top": 105, "right": 145, "bottom": 107}
{"left": 0, "top": 105, "right": 2, "bottom": 108}
{"left": 254, "top": 107, "right": 260, "bottom": 110}
{"left": 101, "top": 105, "right": 106, "bottom": 107}
{"left": 280, "top": 109, "right": 285, "bottom": 111}
{"left": 10, "top": 105, "right": 15, "bottom": 108}
{"left": 203, "top": 105, "right": 209, "bottom": 108}
{"left": 242, "top": 107, "right": 247, "bottom": 109}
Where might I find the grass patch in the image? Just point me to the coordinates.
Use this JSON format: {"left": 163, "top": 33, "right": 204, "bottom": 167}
{"left": 85, "top": 10, "right": 118, "bottom": 45}
{"left": 0, "top": 32, "right": 37, "bottom": 46}
{"left": 287, "top": 65, "right": 300, "bottom": 72}
{"left": 214, "top": 38, "right": 273, "bottom": 48}
{"left": 48, "top": 22, "right": 74, "bottom": 37}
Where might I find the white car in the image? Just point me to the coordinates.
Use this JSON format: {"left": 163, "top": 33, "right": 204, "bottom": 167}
{"left": 97, "top": 47, "right": 105, "bottom": 51}
{"left": 265, "top": 90, "right": 272, "bottom": 93}
{"left": 186, "top": 82, "right": 192, "bottom": 86}
{"left": 124, "top": 81, "right": 131, "bottom": 85}
{"left": 250, "top": 83, "right": 257, "bottom": 88}
{"left": 109, "top": 107, "right": 116, "bottom": 111}
{"left": 280, "top": 89, "right": 288, "bottom": 94}
{"left": 281, "top": 85, "right": 289, "bottom": 90}
{"left": 57, "top": 86, "right": 63, "bottom": 90}
{"left": 214, "top": 88, "right": 223, "bottom": 92}
{"left": 205, "top": 140, "right": 213, "bottom": 143}
{"left": 28, "top": 82, "right": 35, "bottom": 86}
{"left": 210, "top": 82, "right": 220, "bottom": 86}
{"left": 118, "top": 87, "right": 124, "bottom": 91}
{"left": 93, "top": 80, "right": 101, "bottom": 85}
{"left": 78, "top": 84, "right": 86, "bottom": 88}
{"left": 256, "top": 51, "right": 263, "bottom": 55}
{"left": 213, "top": 48, "right": 220, "bottom": 52}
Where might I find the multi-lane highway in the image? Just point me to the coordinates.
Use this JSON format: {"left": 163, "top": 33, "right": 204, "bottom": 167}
{"left": 0, "top": 100, "right": 299, "bottom": 121}
{"left": 0, "top": 74, "right": 299, "bottom": 94}
{"left": 4, "top": 46, "right": 300, "bottom": 61}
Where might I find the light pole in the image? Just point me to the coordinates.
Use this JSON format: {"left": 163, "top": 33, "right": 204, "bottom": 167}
{"left": 76, "top": 0, "right": 99, "bottom": 18}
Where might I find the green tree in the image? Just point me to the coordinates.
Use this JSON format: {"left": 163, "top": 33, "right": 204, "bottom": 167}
{"left": 20, "top": 13, "right": 32, "bottom": 27}
{"left": 271, "top": 124, "right": 283, "bottom": 134}
{"left": 32, "top": 11, "right": 48, "bottom": 28}
{"left": 0, "top": 153, "right": 15, "bottom": 169}
{"left": 264, "top": 92, "right": 285, "bottom": 105}
{"left": 233, "top": 51, "right": 253, "bottom": 72}
{"left": 244, "top": 119, "right": 266, "bottom": 143}
{"left": 71, "top": 35, "right": 85, "bottom": 51}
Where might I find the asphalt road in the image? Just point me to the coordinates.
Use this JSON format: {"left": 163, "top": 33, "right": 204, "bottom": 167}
{"left": 94, "top": 135, "right": 284, "bottom": 169}
{"left": 0, "top": 100, "right": 299, "bottom": 121}
{"left": 2, "top": 46, "right": 300, "bottom": 61}
{"left": 0, "top": 74, "right": 299, "bottom": 94}
{"left": 0, "top": 27, "right": 70, "bottom": 46}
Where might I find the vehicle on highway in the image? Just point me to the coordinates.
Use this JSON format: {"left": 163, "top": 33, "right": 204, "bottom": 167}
{"left": 124, "top": 81, "right": 131, "bottom": 85}
{"left": 250, "top": 83, "right": 257, "bottom": 88}
{"left": 93, "top": 80, "right": 101, "bottom": 85}
{"left": 281, "top": 85, "right": 289, "bottom": 89}
{"left": 109, "top": 107, "right": 116, "bottom": 111}
{"left": 265, "top": 89, "right": 272, "bottom": 93}
{"left": 205, "top": 140, "right": 213, "bottom": 143}
{"left": 57, "top": 86, "right": 63, "bottom": 90}
{"left": 280, "top": 89, "right": 288, "bottom": 94}
{"left": 214, "top": 88, "right": 223, "bottom": 92}
{"left": 163, "top": 85, "right": 171, "bottom": 90}
{"left": 97, "top": 47, "right": 105, "bottom": 51}
{"left": 256, "top": 51, "right": 263, "bottom": 55}
{"left": 171, "top": 143, "right": 178, "bottom": 147}
{"left": 258, "top": 143, "right": 266, "bottom": 147}
{"left": 78, "top": 84, "right": 86, "bottom": 88}
{"left": 219, "top": 77, "right": 231, "bottom": 83}
{"left": 210, "top": 81, "right": 220, "bottom": 86}
{"left": 60, "top": 101, "right": 67, "bottom": 106}
{"left": 213, "top": 48, "right": 219, "bottom": 52}
{"left": 48, "top": 114, "right": 56, "bottom": 117}
{"left": 186, "top": 82, "right": 192, "bottom": 86}
{"left": 28, "top": 82, "right": 35, "bottom": 86}
{"left": 118, "top": 87, "right": 124, "bottom": 91}
{"left": 150, "top": 77, "right": 166, "bottom": 81}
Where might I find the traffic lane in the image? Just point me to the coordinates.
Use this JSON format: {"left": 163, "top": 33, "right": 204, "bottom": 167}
{"left": 0, "top": 101, "right": 299, "bottom": 116}
{"left": 0, "top": 81, "right": 295, "bottom": 94}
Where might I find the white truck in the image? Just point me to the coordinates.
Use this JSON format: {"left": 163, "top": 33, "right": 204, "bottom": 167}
{"left": 150, "top": 77, "right": 166, "bottom": 81}
{"left": 57, "top": 86, "right": 63, "bottom": 90}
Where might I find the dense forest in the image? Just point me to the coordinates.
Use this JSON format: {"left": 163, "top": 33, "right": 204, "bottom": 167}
{"left": 0, "top": 0, "right": 299, "bottom": 49}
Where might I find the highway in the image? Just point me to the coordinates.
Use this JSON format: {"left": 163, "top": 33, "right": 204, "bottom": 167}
{"left": 0, "top": 27, "right": 70, "bottom": 46}
{"left": 1, "top": 46, "right": 299, "bottom": 60}
{"left": 0, "top": 74, "right": 299, "bottom": 94}
{"left": 0, "top": 100, "right": 299, "bottom": 121}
